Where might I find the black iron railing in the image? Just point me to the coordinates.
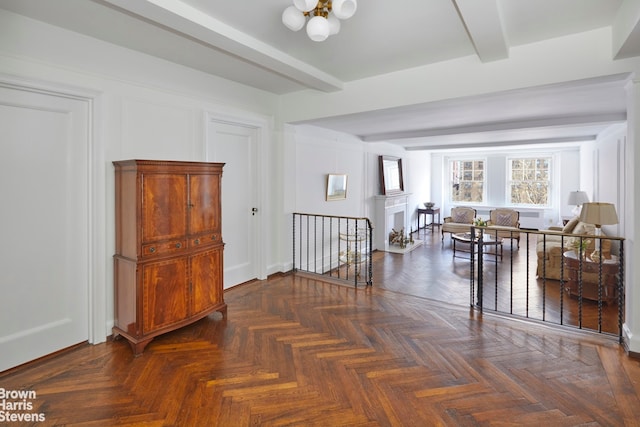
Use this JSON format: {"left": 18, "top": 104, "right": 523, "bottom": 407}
{"left": 469, "top": 226, "right": 625, "bottom": 342}
{"left": 292, "top": 213, "right": 373, "bottom": 287}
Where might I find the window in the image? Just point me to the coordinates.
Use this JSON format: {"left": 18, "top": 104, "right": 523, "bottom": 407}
{"left": 450, "top": 159, "right": 484, "bottom": 203}
{"left": 508, "top": 157, "right": 551, "bottom": 206}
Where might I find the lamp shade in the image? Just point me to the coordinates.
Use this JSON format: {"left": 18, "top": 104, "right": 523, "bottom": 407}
{"left": 282, "top": 6, "right": 306, "bottom": 31}
{"left": 306, "top": 16, "right": 329, "bottom": 41}
{"left": 293, "top": 0, "right": 317, "bottom": 12}
{"left": 332, "top": 0, "right": 357, "bottom": 19}
{"left": 579, "top": 202, "right": 618, "bottom": 226}
{"left": 567, "top": 190, "right": 589, "bottom": 206}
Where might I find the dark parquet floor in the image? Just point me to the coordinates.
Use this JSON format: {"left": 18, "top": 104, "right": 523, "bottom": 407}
{"left": 1, "top": 228, "right": 639, "bottom": 426}
{"left": 373, "top": 228, "right": 622, "bottom": 335}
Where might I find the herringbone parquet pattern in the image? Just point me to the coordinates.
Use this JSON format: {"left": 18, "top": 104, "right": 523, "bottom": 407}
{"left": 374, "top": 230, "right": 622, "bottom": 335}
{"left": 2, "top": 271, "right": 640, "bottom": 426}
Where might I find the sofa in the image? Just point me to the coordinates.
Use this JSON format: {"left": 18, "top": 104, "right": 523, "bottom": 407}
{"left": 535, "top": 217, "right": 611, "bottom": 281}
{"left": 441, "top": 207, "right": 476, "bottom": 241}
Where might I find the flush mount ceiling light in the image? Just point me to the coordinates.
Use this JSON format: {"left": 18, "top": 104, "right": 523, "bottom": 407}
{"left": 282, "top": 0, "right": 357, "bottom": 42}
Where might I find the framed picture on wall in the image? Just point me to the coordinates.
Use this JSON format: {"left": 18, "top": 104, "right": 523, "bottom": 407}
{"left": 326, "top": 174, "right": 347, "bottom": 201}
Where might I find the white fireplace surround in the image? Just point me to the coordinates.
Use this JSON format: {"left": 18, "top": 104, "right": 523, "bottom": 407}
{"left": 374, "top": 194, "right": 411, "bottom": 252}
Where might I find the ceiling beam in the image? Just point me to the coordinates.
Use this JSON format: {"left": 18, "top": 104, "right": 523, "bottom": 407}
{"left": 452, "top": 0, "right": 508, "bottom": 62}
{"left": 404, "top": 136, "right": 597, "bottom": 152}
{"left": 101, "top": 0, "right": 344, "bottom": 92}
{"left": 362, "top": 113, "right": 626, "bottom": 142}
{"left": 612, "top": 0, "right": 640, "bottom": 60}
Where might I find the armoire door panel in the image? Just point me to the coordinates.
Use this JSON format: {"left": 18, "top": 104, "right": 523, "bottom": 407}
{"left": 141, "top": 258, "right": 189, "bottom": 333}
{"left": 189, "top": 173, "right": 221, "bottom": 236}
{"left": 191, "top": 248, "right": 223, "bottom": 315}
{"left": 141, "top": 173, "right": 188, "bottom": 242}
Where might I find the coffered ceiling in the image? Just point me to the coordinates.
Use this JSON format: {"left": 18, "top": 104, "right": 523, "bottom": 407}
{"left": 2, "top": 0, "right": 638, "bottom": 149}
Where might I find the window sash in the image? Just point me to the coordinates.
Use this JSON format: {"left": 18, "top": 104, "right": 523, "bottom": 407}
{"left": 508, "top": 157, "right": 551, "bottom": 206}
{"left": 450, "top": 159, "right": 484, "bottom": 203}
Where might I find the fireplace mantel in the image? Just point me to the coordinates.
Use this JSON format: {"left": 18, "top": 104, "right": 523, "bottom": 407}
{"left": 374, "top": 194, "right": 411, "bottom": 252}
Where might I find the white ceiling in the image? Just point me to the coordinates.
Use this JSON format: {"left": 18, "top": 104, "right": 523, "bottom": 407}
{"left": 298, "top": 74, "right": 630, "bottom": 150}
{"left": 2, "top": 0, "right": 638, "bottom": 150}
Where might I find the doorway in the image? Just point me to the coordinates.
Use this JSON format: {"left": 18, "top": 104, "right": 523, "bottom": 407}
{"left": 206, "top": 117, "right": 263, "bottom": 287}
{"left": 0, "top": 82, "right": 91, "bottom": 372}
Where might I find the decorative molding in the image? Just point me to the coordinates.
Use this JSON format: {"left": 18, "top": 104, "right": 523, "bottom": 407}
{"left": 374, "top": 193, "right": 412, "bottom": 252}
{"left": 0, "top": 76, "right": 106, "bottom": 349}
{"left": 204, "top": 109, "right": 271, "bottom": 282}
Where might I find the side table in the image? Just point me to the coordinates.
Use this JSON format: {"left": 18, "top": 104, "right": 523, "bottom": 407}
{"left": 417, "top": 207, "right": 440, "bottom": 233}
{"left": 562, "top": 251, "right": 619, "bottom": 304}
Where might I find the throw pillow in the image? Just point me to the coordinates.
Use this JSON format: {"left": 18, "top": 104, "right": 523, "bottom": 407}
{"left": 562, "top": 217, "right": 580, "bottom": 233}
{"left": 573, "top": 222, "right": 596, "bottom": 235}
{"left": 496, "top": 212, "right": 514, "bottom": 227}
{"left": 452, "top": 210, "right": 469, "bottom": 223}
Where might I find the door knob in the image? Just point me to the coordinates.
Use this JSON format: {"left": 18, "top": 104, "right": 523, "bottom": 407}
{"left": 252, "top": 207, "right": 258, "bottom": 216}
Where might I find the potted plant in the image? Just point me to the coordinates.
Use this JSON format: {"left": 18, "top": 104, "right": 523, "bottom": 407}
{"left": 571, "top": 238, "right": 591, "bottom": 260}
{"left": 473, "top": 217, "right": 487, "bottom": 237}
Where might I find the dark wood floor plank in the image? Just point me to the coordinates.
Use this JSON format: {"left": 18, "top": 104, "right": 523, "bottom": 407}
{"left": 1, "top": 232, "right": 639, "bottom": 425}
{"left": 598, "top": 345, "right": 640, "bottom": 426}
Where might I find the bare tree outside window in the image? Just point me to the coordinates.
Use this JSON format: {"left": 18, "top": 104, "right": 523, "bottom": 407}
{"left": 509, "top": 157, "right": 551, "bottom": 206}
{"left": 450, "top": 159, "right": 484, "bottom": 203}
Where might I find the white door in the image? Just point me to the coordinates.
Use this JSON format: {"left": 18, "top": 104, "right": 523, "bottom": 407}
{"left": 0, "top": 84, "right": 89, "bottom": 372}
{"left": 207, "top": 120, "right": 258, "bottom": 287}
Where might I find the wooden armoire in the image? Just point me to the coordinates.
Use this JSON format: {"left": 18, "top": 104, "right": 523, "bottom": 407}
{"left": 112, "top": 160, "right": 226, "bottom": 355}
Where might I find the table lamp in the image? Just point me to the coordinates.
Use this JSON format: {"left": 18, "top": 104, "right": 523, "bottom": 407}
{"left": 568, "top": 191, "right": 589, "bottom": 216}
{"left": 579, "top": 202, "right": 618, "bottom": 259}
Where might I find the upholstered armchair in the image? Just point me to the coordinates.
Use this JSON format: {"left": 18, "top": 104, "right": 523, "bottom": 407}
{"left": 487, "top": 208, "right": 521, "bottom": 247}
{"left": 442, "top": 207, "right": 476, "bottom": 241}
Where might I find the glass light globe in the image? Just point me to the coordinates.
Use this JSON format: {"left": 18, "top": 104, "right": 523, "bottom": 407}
{"left": 293, "top": 0, "right": 317, "bottom": 13}
{"left": 327, "top": 14, "right": 341, "bottom": 35}
{"left": 332, "top": 0, "right": 357, "bottom": 20}
{"left": 282, "top": 6, "right": 305, "bottom": 31}
{"left": 306, "top": 16, "right": 329, "bottom": 42}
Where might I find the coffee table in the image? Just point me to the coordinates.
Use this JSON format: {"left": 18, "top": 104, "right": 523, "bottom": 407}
{"left": 452, "top": 232, "right": 503, "bottom": 262}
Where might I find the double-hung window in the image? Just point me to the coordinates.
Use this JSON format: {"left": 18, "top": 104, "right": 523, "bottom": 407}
{"left": 508, "top": 157, "right": 551, "bottom": 206}
{"left": 449, "top": 159, "right": 484, "bottom": 203}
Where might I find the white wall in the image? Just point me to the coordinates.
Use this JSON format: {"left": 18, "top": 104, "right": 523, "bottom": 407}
{"left": 0, "top": 9, "right": 280, "bottom": 341}
{"left": 285, "top": 127, "right": 436, "bottom": 251}
{"left": 625, "top": 79, "right": 640, "bottom": 355}
{"left": 404, "top": 151, "right": 433, "bottom": 231}
{"left": 286, "top": 126, "right": 622, "bottom": 247}
{"left": 593, "top": 125, "right": 627, "bottom": 238}
{"left": 289, "top": 125, "right": 366, "bottom": 217}
{"left": 433, "top": 147, "right": 582, "bottom": 229}
{"left": 3, "top": 8, "right": 640, "bottom": 354}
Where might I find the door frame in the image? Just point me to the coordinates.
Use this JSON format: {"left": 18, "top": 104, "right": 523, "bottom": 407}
{"left": 204, "top": 109, "right": 270, "bottom": 282}
{"left": 0, "top": 74, "right": 107, "bottom": 346}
